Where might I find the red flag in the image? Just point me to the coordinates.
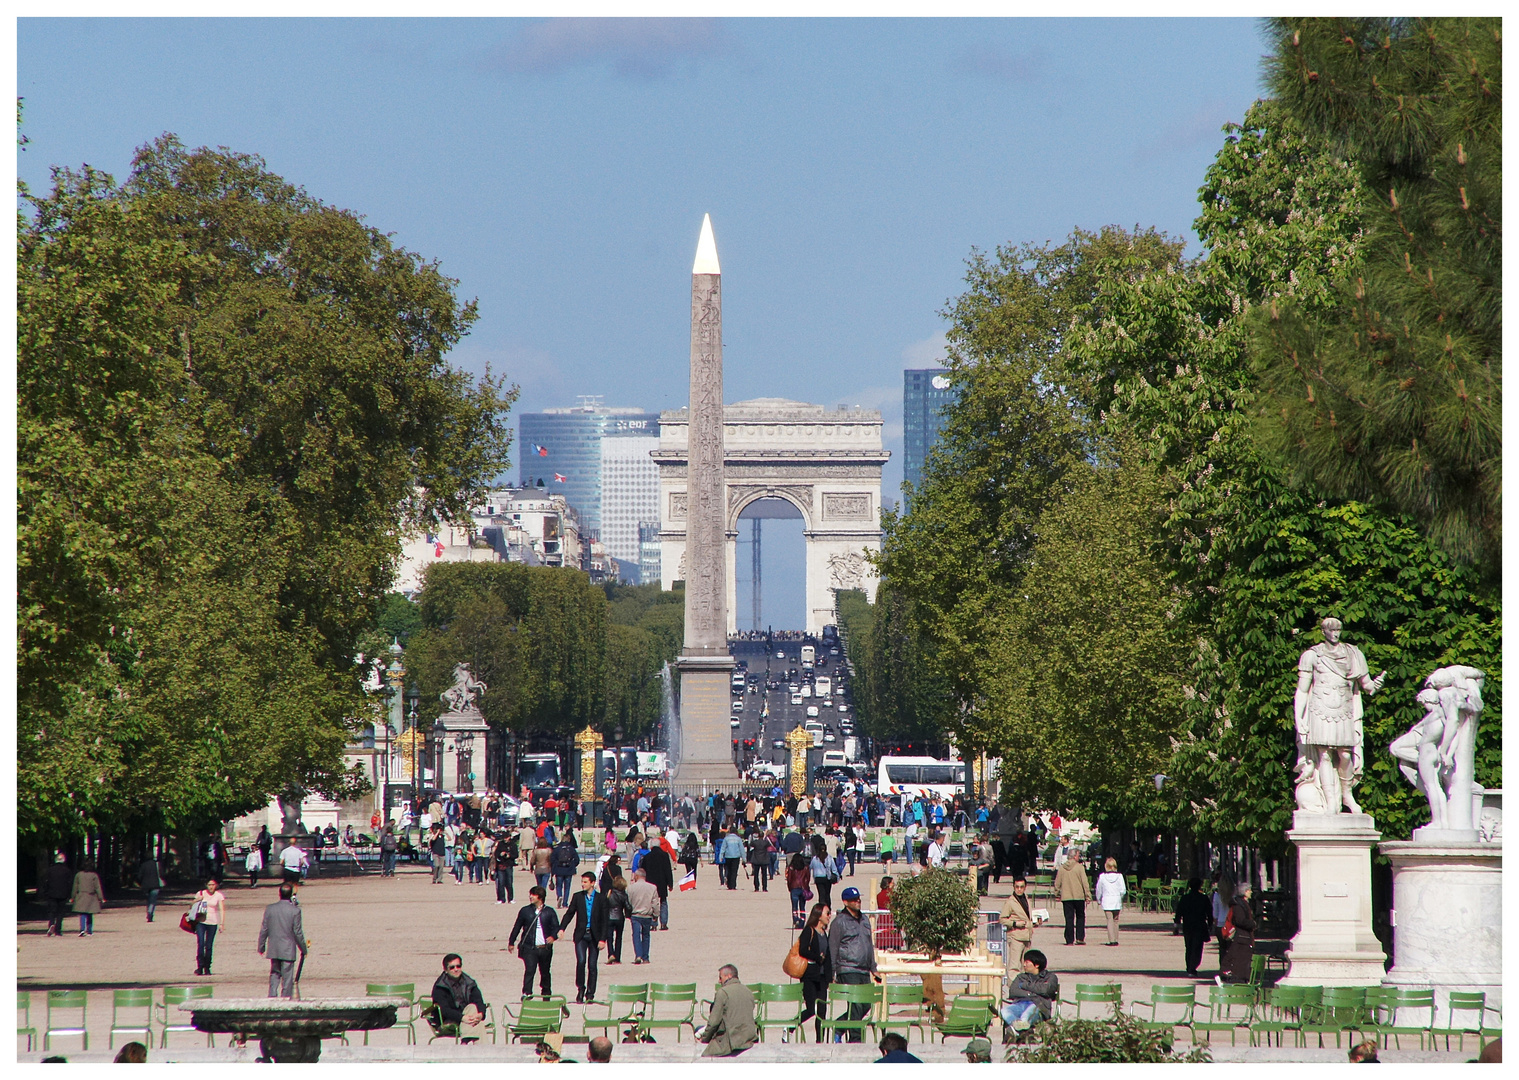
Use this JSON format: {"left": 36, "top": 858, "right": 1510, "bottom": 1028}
{"left": 553, "top": 473, "right": 568, "bottom": 483}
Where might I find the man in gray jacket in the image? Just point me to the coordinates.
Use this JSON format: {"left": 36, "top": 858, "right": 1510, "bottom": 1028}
{"left": 827, "top": 886, "right": 877, "bottom": 1041}
{"left": 257, "top": 883, "right": 308, "bottom": 997}
{"left": 700, "top": 965, "right": 757, "bottom": 1057}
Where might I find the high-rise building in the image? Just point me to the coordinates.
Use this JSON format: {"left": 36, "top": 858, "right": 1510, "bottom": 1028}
{"left": 902, "top": 368, "right": 957, "bottom": 500}
{"left": 638, "top": 520, "right": 662, "bottom": 588}
{"left": 600, "top": 424, "right": 661, "bottom": 569}
{"left": 516, "top": 401, "right": 659, "bottom": 553}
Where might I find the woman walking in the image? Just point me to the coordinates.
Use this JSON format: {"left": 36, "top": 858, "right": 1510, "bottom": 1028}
{"left": 797, "top": 903, "right": 832, "bottom": 1042}
{"left": 192, "top": 877, "right": 226, "bottom": 975}
{"left": 679, "top": 832, "right": 700, "bottom": 882}
{"left": 809, "top": 835, "right": 836, "bottom": 910}
{"left": 246, "top": 845, "right": 264, "bottom": 888}
{"left": 70, "top": 859, "right": 105, "bottom": 936}
{"left": 530, "top": 837, "right": 553, "bottom": 892}
{"left": 1094, "top": 858, "right": 1127, "bottom": 946}
{"left": 1220, "top": 882, "right": 1257, "bottom": 984}
{"left": 785, "top": 853, "right": 812, "bottom": 929}
{"left": 603, "top": 875, "right": 632, "bottom": 963}
{"left": 843, "top": 825, "right": 860, "bottom": 877}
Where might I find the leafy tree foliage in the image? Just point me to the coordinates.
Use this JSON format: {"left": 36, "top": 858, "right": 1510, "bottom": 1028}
{"left": 17, "top": 137, "right": 513, "bottom": 846}
{"left": 836, "top": 587, "right": 951, "bottom": 746}
{"left": 602, "top": 582, "right": 685, "bottom": 738}
{"left": 1252, "top": 18, "right": 1502, "bottom": 577}
{"left": 886, "top": 868, "right": 979, "bottom": 960}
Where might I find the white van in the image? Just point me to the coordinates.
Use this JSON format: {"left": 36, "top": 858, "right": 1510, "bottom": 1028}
{"left": 820, "top": 750, "right": 847, "bottom": 767}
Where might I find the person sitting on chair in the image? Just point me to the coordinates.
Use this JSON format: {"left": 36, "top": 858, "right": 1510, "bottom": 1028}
{"left": 429, "top": 953, "right": 487, "bottom": 1043}
{"left": 1000, "top": 949, "right": 1058, "bottom": 1042}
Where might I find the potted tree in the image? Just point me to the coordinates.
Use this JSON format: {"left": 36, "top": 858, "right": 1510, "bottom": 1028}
{"left": 886, "top": 869, "right": 980, "bottom": 1021}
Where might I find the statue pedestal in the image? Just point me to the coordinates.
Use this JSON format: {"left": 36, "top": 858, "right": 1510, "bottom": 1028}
{"left": 1378, "top": 839, "right": 1502, "bottom": 1022}
{"left": 432, "top": 709, "right": 488, "bottom": 795}
{"left": 1280, "top": 812, "right": 1387, "bottom": 986}
{"left": 672, "top": 654, "right": 738, "bottom": 784}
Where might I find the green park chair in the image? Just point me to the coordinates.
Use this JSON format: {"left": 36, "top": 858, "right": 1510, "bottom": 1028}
{"left": 878, "top": 982, "right": 928, "bottom": 1044}
{"left": 755, "top": 983, "right": 806, "bottom": 1043}
{"left": 1377, "top": 987, "right": 1435, "bottom": 1049}
{"left": 932, "top": 994, "right": 995, "bottom": 1044}
{"left": 1433, "top": 991, "right": 1501, "bottom": 1051}
{"left": 1192, "top": 984, "right": 1256, "bottom": 1045}
{"left": 109, "top": 989, "right": 155, "bottom": 1049}
{"left": 583, "top": 984, "right": 648, "bottom": 1041}
{"left": 818, "top": 983, "right": 880, "bottom": 1044}
{"left": 1246, "top": 954, "right": 1269, "bottom": 1001}
{"left": 1300, "top": 985, "right": 1365, "bottom": 1048}
{"left": 44, "top": 990, "right": 89, "bottom": 1052}
{"left": 1247, "top": 984, "right": 1307, "bottom": 1047}
{"left": 1357, "top": 985, "right": 1399, "bottom": 1045}
{"left": 159, "top": 986, "right": 215, "bottom": 1048}
{"left": 1131, "top": 985, "right": 1196, "bottom": 1042}
{"left": 1138, "top": 878, "right": 1163, "bottom": 912}
{"left": 18, "top": 992, "right": 38, "bottom": 1053}
{"left": 362, "top": 983, "right": 419, "bottom": 1045}
{"left": 638, "top": 984, "right": 698, "bottom": 1043}
{"left": 501, "top": 998, "right": 561, "bottom": 1044}
{"left": 1064, "top": 983, "right": 1123, "bottom": 1022}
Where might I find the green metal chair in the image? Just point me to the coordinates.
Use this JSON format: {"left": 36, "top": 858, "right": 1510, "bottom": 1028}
{"left": 1064, "top": 983, "right": 1123, "bottom": 1021}
{"left": 500, "top": 998, "right": 562, "bottom": 1044}
{"left": 18, "top": 992, "right": 38, "bottom": 1053}
{"left": 755, "top": 983, "right": 806, "bottom": 1043}
{"left": 109, "top": 989, "right": 155, "bottom": 1049}
{"left": 1300, "top": 985, "right": 1365, "bottom": 1048}
{"left": 1131, "top": 985, "right": 1196, "bottom": 1042}
{"left": 582, "top": 983, "right": 648, "bottom": 1040}
{"left": 43, "top": 990, "right": 89, "bottom": 1052}
{"left": 638, "top": 984, "right": 698, "bottom": 1043}
{"left": 159, "top": 986, "right": 215, "bottom": 1048}
{"left": 1246, "top": 954, "right": 1269, "bottom": 1002}
{"left": 878, "top": 982, "right": 928, "bottom": 1044}
{"left": 1247, "top": 984, "right": 1307, "bottom": 1047}
{"left": 1138, "top": 878, "right": 1163, "bottom": 912}
{"left": 1357, "top": 985, "right": 1399, "bottom": 1045}
{"left": 362, "top": 983, "right": 419, "bottom": 1045}
{"left": 932, "top": 994, "right": 994, "bottom": 1044}
{"left": 819, "top": 983, "right": 880, "bottom": 1043}
{"left": 1433, "top": 991, "right": 1501, "bottom": 1051}
{"left": 1193, "top": 984, "right": 1256, "bottom": 1045}
{"left": 1377, "top": 987, "right": 1435, "bottom": 1049}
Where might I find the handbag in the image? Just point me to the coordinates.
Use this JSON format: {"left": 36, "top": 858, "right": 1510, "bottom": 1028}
{"left": 179, "top": 912, "right": 198, "bottom": 934}
{"left": 801, "top": 886, "right": 814, "bottom": 901}
{"left": 783, "top": 940, "right": 810, "bottom": 980}
{"left": 1221, "top": 909, "right": 1236, "bottom": 941}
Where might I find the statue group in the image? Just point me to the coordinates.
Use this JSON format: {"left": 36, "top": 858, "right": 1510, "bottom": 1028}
{"left": 1291, "top": 616, "right": 1485, "bottom": 836}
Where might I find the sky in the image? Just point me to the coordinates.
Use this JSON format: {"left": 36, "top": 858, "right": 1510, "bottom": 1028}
{"left": 17, "top": 16, "right": 1273, "bottom": 627}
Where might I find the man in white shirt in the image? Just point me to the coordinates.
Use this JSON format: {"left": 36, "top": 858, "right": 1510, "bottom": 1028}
{"left": 278, "top": 842, "right": 309, "bottom": 884}
{"left": 926, "top": 831, "right": 946, "bottom": 869}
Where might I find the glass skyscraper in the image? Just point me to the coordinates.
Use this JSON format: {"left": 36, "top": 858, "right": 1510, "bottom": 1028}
{"left": 516, "top": 404, "right": 660, "bottom": 558}
{"left": 902, "top": 368, "right": 957, "bottom": 500}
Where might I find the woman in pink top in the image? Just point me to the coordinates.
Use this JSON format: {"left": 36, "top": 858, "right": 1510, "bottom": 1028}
{"left": 193, "top": 878, "right": 227, "bottom": 976}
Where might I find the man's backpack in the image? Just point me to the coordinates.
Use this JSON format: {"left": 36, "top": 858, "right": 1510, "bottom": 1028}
{"left": 552, "top": 843, "right": 578, "bottom": 873}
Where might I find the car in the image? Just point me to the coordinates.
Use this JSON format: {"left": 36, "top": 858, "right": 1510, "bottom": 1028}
{"left": 838, "top": 703, "right": 849, "bottom": 711}
{"left": 801, "top": 686, "right": 812, "bottom": 698}
{"left": 823, "top": 731, "right": 836, "bottom": 743}
{"left": 771, "top": 738, "right": 785, "bottom": 750}
{"left": 777, "top": 651, "right": 786, "bottom": 659}
{"left": 790, "top": 694, "right": 802, "bottom": 705}
{"left": 806, "top": 705, "right": 819, "bottom": 718}
{"left": 822, "top": 699, "right": 833, "bottom": 707}
{"left": 730, "top": 717, "right": 741, "bottom": 728}
{"left": 733, "top": 700, "right": 744, "bottom": 710}
{"left": 830, "top": 647, "right": 839, "bottom": 655}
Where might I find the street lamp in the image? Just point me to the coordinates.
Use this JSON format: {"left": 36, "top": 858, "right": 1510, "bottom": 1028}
{"left": 407, "top": 683, "right": 420, "bottom": 810}
{"left": 384, "top": 640, "right": 406, "bottom": 821}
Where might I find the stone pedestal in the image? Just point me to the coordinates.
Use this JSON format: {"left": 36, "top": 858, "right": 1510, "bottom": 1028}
{"left": 1379, "top": 839, "right": 1502, "bottom": 1021}
{"left": 673, "top": 655, "right": 738, "bottom": 784}
{"left": 432, "top": 708, "right": 488, "bottom": 794}
{"left": 1280, "top": 811, "right": 1388, "bottom": 985}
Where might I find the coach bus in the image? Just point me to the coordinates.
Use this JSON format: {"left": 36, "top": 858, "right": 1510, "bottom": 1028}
{"left": 877, "top": 755, "right": 966, "bottom": 800}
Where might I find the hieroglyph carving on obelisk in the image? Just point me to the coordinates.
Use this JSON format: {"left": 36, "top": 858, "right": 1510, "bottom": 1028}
{"left": 684, "top": 214, "right": 727, "bottom": 658}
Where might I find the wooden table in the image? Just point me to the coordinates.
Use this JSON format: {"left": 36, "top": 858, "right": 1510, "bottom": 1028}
{"left": 874, "top": 950, "right": 1005, "bottom": 1018}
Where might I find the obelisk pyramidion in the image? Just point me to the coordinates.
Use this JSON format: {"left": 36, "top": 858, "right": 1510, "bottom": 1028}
{"left": 674, "top": 214, "right": 738, "bottom": 783}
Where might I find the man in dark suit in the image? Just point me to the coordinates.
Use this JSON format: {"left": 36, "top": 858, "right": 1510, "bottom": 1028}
{"left": 564, "top": 872, "right": 609, "bottom": 1003}
{"left": 639, "top": 834, "right": 675, "bottom": 931}
{"left": 508, "top": 885, "right": 561, "bottom": 999}
{"left": 257, "top": 882, "right": 307, "bottom": 997}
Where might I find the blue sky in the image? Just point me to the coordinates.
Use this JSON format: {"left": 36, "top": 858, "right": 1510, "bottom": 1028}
{"left": 18, "top": 17, "right": 1271, "bottom": 626}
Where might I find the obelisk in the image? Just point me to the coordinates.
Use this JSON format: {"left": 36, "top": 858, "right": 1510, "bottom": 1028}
{"left": 674, "top": 214, "right": 738, "bottom": 783}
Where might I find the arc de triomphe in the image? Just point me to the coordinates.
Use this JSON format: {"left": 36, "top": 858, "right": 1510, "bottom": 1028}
{"left": 656, "top": 397, "right": 887, "bottom": 634}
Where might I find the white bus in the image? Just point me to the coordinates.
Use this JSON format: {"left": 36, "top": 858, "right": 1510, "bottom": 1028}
{"left": 801, "top": 645, "right": 815, "bottom": 667}
{"left": 877, "top": 756, "right": 966, "bottom": 800}
{"left": 814, "top": 676, "right": 831, "bottom": 697}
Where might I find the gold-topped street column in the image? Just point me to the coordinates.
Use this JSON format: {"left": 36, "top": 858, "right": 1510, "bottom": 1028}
{"left": 786, "top": 725, "right": 812, "bottom": 796}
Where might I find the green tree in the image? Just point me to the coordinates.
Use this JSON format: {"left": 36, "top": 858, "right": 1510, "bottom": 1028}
{"left": 1251, "top": 18, "right": 1502, "bottom": 577}
{"left": 18, "top": 137, "right": 513, "bottom": 846}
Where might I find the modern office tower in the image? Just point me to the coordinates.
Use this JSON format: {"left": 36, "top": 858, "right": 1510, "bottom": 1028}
{"left": 516, "top": 400, "right": 659, "bottom": 545}
{"left": 600, "top": 424, "right": 661, "bottom": 569}
{"left": 638, "top": 520, "right": 662, "bottom": 588}
{"left": 902, "top": 368, "right": 957, "bottom": 500}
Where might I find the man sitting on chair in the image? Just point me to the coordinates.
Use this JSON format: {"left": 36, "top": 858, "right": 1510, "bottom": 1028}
{"left": 430, "top": 953, "right": 487, "bottom": 1042}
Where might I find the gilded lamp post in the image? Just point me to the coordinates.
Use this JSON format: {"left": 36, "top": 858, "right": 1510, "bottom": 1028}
{"left": 786, "top": 725, "right": 812, "bottom": 796}
{"left": 575, "top": 726, "right": 604, "bottom": 803}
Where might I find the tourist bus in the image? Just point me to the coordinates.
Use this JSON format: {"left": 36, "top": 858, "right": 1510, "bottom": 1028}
{"left": 876, "top": 755, "right": 966, "bottom": 800}
{"left": 801, "top": 644, "right": 815, "bottom": 667}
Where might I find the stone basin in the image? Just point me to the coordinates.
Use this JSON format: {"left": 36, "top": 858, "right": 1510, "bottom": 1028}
{"left": 182, "top": 997, "right": 412, "bottom": 1062}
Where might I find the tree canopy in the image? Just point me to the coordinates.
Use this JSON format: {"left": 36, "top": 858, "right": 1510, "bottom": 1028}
{"left": 17, "top": 136, "right": 515, "bottom": 846}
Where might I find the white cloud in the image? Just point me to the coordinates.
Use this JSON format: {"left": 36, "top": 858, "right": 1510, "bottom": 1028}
{"left": 484, "top": 18, "right": 729, "bottom": 79}
{"left": 901, "top": 331, "right": 948, "bottom": 368}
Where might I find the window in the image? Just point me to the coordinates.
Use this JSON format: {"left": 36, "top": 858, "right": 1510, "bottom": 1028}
{"left": 885, "top": 764, "right": 919, "bottom": 784}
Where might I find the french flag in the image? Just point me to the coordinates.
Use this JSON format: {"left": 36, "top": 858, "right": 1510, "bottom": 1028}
{"left": 678, "top": 870, "right": 697, "bottom": 892}
{"left": 532, "top": 444, "right": 549, "bottom": 457}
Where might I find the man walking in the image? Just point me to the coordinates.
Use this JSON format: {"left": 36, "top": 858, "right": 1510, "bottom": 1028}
{"left": 508, "top": 886, "right": 561, "bottom": 999}
{"left": 625, "top": 868, "right": 659, "bottom": 965}
{"left": 258, "top": 882, "right": 308, "bottom": 998}
{"left": 379, "top": 825, "right": 398, "bottom": 877}
{"left": 279, "top": 840, "right": 310, "bottom": 885}
{"left": 41, "top": 853, "right": 74, "bottom": 937}
{"left": 565, "top": 872, "right": 608, "bottom": 1003}
{"left": 139, "top": 851, "right": 164, "bottom": 923}
{"left": 551, "top": 834, "right": 580, "bottom": 907}
{"left": 640, "top": 832, "right": 675, "bottom": 930}
{"left": 719, "top": 828, "right": 745, "bottom": 891}
{"left": 428, "top": 825, "right": 447, "bottom": 884}
{"left": 999, "top": 877, "right": 1037, "bottom": 974}
{"left": 493, "top": 828, "right": 519, "bottom": 904}
{"left": 1053, "top": 850, "right": 1091, "bottom": 946}
{"left": 1173, "top": 877, "right": 1213, "bottom": 977}
{"left": 827, "top": 886, "right": 878, "bottom": 1042}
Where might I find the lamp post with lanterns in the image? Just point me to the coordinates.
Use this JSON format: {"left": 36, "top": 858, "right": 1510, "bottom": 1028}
{"left": 384, "top": 640, "right": 406, "bottom": 820}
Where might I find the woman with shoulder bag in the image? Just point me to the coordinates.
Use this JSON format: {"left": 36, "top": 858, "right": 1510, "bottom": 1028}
{"left": 809, "top": 836, "right": 835, "bottom": 910}
{"left": 786, "top": 853, "right": 812, "bottom": 929}
{"left": 796, "top": 903, "right": 833, "bottom": 1042}
{"left": 603, "top": 874, "right": 632, "bottom": 964}
{"left": 191, "top": 878, "right": 226, "bottom": 975}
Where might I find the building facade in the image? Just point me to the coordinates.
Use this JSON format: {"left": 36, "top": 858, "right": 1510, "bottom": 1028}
{"left": 902, "top": 368, "right": 957, "bottom": 499}
{"left": 517, "top": 404, "right": 659, "bottom": 547}
{"left": 599, "top": 426, "right": 661, "bottom": 571}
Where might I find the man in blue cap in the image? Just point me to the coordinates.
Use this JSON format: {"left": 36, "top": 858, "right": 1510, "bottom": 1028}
{"left": 828, "top": 885, "right": 878, "bottom": 1042}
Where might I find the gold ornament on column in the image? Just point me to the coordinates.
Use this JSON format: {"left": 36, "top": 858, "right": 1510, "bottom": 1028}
{"left": 785, "top": 725, "right": 812, "bottom": 796}
{"left": 575, "top": 726, "right": 604, "bottom": 802}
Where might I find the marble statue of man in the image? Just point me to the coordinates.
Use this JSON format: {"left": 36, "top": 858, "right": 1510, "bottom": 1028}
{"left": 1294, "top": 617, "right": 1386, "bottom": 815}
{"left": 1389, "top": 689, "right": 1454, "bottom": 828}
